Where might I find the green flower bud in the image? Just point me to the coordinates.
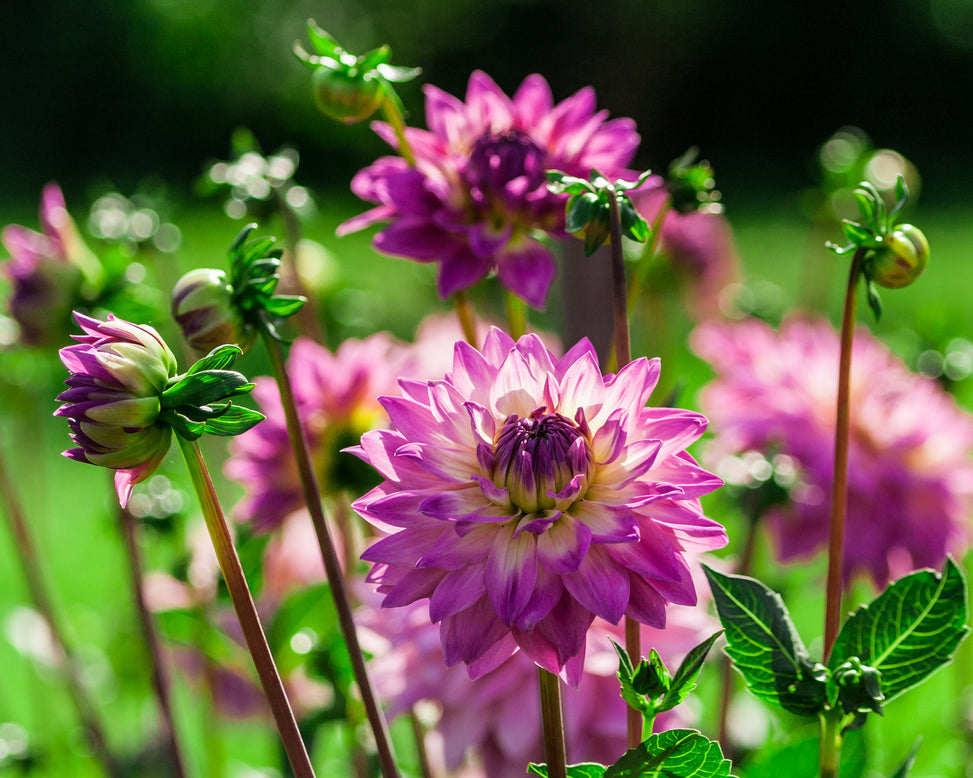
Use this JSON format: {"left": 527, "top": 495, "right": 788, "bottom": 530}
{"left": 312, "top": 67, "right": 385, "bottom": 124}
{"left": 171, "top": 267, "right": 252, "bottom": 354}
{"left": 868, "top": 224, "right": 930, "bottom": 289}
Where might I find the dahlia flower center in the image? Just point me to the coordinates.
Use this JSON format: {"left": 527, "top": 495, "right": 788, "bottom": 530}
{"left": 492, "top": 408, "right": 591, "bottom": 514}
{"left": 465, "top": 132, "right": 548, "bottom": 210}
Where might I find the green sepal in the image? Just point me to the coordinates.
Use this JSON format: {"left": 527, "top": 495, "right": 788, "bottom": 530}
{"left": 603, "top": 729, "right": 735, "bottom": 778}
{"left": 841, "top": 221, "right": 873, "bottom": 245}
{"left": 583, "top": 201, "right": 611, "bottom": 257}
{"left": 263, "top": 296, "right": 307, "bottom": 318}
{"left": 161, "top": 370, "right": 253, "bottom": 410}
{"left": 828, "top": 558, "right": 969, "bottom": 705}
{"left": 566, "top": 192, "right": 598, "bottom": 233}
{"left": 611, "top": 639, "right": 654, "bottom": 714}
{"left": 376, "top": 63, "right": 422, "bottom": 83}
{"left": 546, "top": 170, "right": 594, "bottom": 195}
{"left": 527, "top": 763, "right": 607, "bottom": 777}
{"left": 187, "top": 344, "right": 244, "bottom": 374}
{"left": 889, "top": 738, "right": 921, "bottom": 778}
{"left": 200, "top": 405, "right": 265, "bottom": 437}
{"left": 633, "top": 649, "right": 670, "bottom": 697}
{"left": 865, "top": 277, "right": 883, "bottom": 321}
{"left": 304, "top": 19, "right": 341, "bottom": 58}
{"left": 702, "top": 565, "right": 828, "bottom": 716}
{"left": 657, "top": 630, "right": 723, "bottom": 713}
{"left": 158, "top": 409, "right": 207, "bottom": 441}
{"left": 618, "top": 195, "right": 650, "bottom": 243}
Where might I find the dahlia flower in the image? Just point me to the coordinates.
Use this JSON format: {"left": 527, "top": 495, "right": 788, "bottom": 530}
{"left": 338, "top": 71, "right": 640, "bottom": 309}
{"left": 363, "top": 596, "right": 716, "bottom": 775}
{"left": 225, "top": 332, "right": 416, "bottom": 531}
{"left": 350, "top": 328, "right": 725, "bottom": 683}
{"left": 692, "top": 316, "right": 973, "bottom": 585}
{"left": 56, "top": 312, "right": 179, "bottom": 507}
{"left": 1, "top": 183, "right": 98, "bottom": 345}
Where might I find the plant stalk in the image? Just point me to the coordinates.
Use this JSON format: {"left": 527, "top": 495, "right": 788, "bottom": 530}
{"left": 823, "top": 249, "right": 864, "bottom": 660}
{"left": 818, "top": 709, "right": 844, "bottom": 778}
{"left": 261, "top": 329, "right": 400, "bottom": 778}
{"left": 453, "top": 290, "right": 479, "bottom": 348}
{"left": 538, "top": 668, "right": 568, "bottom": 778}
{"left": 176, "top": 435, "right": 315, "bottom": 778}
{"left": 117, "top": 502, "right": 189, "bottom": 778}
{"left": 0, "top": 441, "right": 123, "bottom": 778}
{"left": 381, "top": 96, "right": 416, "bottom": 167}
{"left": 505, "top": 290, "right": 527, "bottom": 340}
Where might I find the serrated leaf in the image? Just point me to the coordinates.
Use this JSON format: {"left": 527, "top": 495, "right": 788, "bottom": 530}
{"left": 528, "top": 763, "right": 607, "bottom": 777}
{"left": 657, "top": 630, "right": 723, "bottom": 713}
{"left": 603, "top": 729, "right": 734, "bottom": 778}
{"left": 201, "top": 405, "right": 265, "bottom": 437}
{"left": 702, "top": 566, "right": 827, "bottom": 716}
{"left": 828, "top": 558, "right": 969, "bottom": 704}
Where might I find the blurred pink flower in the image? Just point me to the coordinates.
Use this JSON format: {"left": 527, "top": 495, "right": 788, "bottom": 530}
{"left": 2, "top": 183, "right": 98, "bottom": 345}
{"left": 351, "top": 328, "right": 725, "bottom": 683}
{"left": 692, "top": 315, "right": 973, "bottom": 585}
{"left": 338, "top": 71, "right": 640, "bottom": 309}
{"left": 363, "top": 594, "right": 716, "bottom": 776}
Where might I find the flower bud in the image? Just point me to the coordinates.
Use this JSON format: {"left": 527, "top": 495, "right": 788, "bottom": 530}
{"left": 867, "top": 224, "right": 929, "bottom": 289}
{"left": 312, "top": 68, "right": 384, "bottom": 124}
{"left": 171, "top": 267, "right": 251, "bottom": 353}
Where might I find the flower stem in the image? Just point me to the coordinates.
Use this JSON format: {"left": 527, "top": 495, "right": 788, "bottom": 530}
{"left": 261, "top": 329, "right": 400, "bottom": 778}
{"left": 381, "top": 95, "right": 416, "bottom": 167}
{"left": 505, "top": 290, "right": 527, "bottom": 339}
{"left": 453, "top": 290, "right": 479, "bottom": 348}
{"left": 176, "top": 434, "right": 316, "bottom": 778}
{"left": 0, "top": 441, "right": 124, "bottom": 778}
{"left": 117, "top": 502, "right": 189, "bottom": 778}
{"left": 824, "top": 248, "right": 864, "bottom": 661}
{"left": 818, "top": 709, "right": 844, "bottom": 778}
{"left": 538, "top": 668, "right": 567, "bottom": 778}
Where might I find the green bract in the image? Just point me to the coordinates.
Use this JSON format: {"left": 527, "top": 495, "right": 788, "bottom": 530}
{"left": 294, "top": 20, "right": 420, "bottom": 124}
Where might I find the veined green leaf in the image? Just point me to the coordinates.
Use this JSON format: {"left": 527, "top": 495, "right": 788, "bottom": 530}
{"left": 702, "top": 566, "right": 827, "bottom": 716}
{"left": 657, "top": 630, "right": 723, "bottom": 713}
{"left": 527, "top": 763, "right": 607, "bottom": 777}
{"left": 828, "top": 558, "right": 969, "bottom": 703}
{"left": 603, "top": 729, "right": 734, "bottom": 778}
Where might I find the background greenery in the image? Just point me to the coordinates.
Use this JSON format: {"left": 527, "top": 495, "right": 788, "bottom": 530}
{"left": 1, "top": 1, "right": 972, "bottom": 776}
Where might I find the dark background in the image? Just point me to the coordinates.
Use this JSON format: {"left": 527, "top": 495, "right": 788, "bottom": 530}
{"left": 3, "top": 0, "right": 972, "bottom": 211}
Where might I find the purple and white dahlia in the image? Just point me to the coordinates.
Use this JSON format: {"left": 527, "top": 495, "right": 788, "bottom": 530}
{"left": 350, "top": 328, "right": 725, "bottom": 683}
{"left": 338, "top": 71, "right": 640, "bottom": 309}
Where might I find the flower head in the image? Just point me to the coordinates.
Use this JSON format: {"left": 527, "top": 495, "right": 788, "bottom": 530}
{"left": 55, "top": 312, "right": 179, "bottom": 506}
{"left": 338, "top": 71, "right": 640, "bottom": 309}
{"left": 692, "top": 316, "right": 973, "bottom": 585}
{"left": 2, "top": 183, "right": 100, "bottom": 345}
{"left": 350, "top": 328, "right": 725, "bottom": 683}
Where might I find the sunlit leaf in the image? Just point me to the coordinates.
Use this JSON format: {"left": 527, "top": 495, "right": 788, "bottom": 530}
{"left": 603, "top": 729, "right": 734, "bottom": 777}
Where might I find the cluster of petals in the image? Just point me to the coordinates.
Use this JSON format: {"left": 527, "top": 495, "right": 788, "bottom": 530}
{"left": 55, "top": 312, "right": 179, "bottom": 507}
{"left": 351, "top": 328, "right": 725, "bottom": 683}
{"left": 337, "top": 71, "right": 640, "bottom": 309}
{"left": 692, "top": 315, "right": 973, "bottom": 585}
{"left": 1, "top": 183, "right": 92, "bottom": 345}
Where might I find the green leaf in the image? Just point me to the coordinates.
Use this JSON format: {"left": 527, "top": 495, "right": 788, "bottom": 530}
{"left": 187, "top": 344, "right": 243, "bottom": 374}
{"left": 828, "top": 558, "right": 969, "bottom": 704}
{"left": 611, "top": 638, "right": 651, "bottom": 713}
{"left": 263, "top": 295, "right": 307, "bottom": 318}
{"left": 841, "top": 221, "right": 873, "bottom": 245}
{"left": 702, "top": 565, "right": 827, "bottom": 716}
{"left": 853, "top": 189, "right": 877, "bottom": 229}
{"left": 888, "top": 738, "right": 921, "bottom": 778}
{"left": 201, "top": 405, "right": 265, "bottom": 437}
{"left": 657, "top": 630, "right": 723, "bottom": 713}
{"left": 603, "top": 729, "right": 734, "bottom": 778}
{"left": 305, "top": 19, "right": 341, "bottom": 58}
{"left": 565, "top": 192, "right": 597, "bottom": 233}
{"left": 618, "top": 196, "right": 649, "bottom": 243}
{"left": 528, "top": 763, "right": 607, "bottom": 777}
{"left": 159, "top": 409, "right": 205, "bottom": 440}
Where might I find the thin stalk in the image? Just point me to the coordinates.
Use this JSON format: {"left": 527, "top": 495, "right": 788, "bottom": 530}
{"left": 823, "top": 249, "right": 864, "bottom": 660}
{"left": 538, "top": 668, "right": 567, "bottom": 778}
{"left": 0, "top": 442, "right": 123, "bottom": 778}
{"left": 505, "top": 290, "right": 527, "bottom": 340}
{"left": 117, "top": 503, "right": 189, "bottom": 778}
{"left": 409, "top": 709, "right": 435, "bottom": 778}
{"left": 381, "top": 96, "right": 416, "bottom": 167}
{"left": 453, "top": 290, "right": 479, "bottom": 348}
{"left": 176, "top": 435, "right": 315, "bottom": 778}
{"left": 607, "top": 189, "right": 643, "bottom": 749}
{"left": 818, "top": 709, "right": 845, "bottom": 778}
{"left": 261, "top": 329, "right": 400, "bottom": 778}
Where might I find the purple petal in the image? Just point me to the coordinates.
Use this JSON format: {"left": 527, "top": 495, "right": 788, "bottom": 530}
{"left": 485, "top": 526, "right": 538, "bottom": 625}
{"left": 429, "top": 567, "right": 487, "bottom": 621}
{"left": 535, "top": 515, "right": 591, "bottom": 575}
{"left": 562, "top": 545, "right": 629, "bottom": 623}
{"left": 441, "top": 596, "right": 510, "bottom": 666}
{"left": 625, "top": 574, "right": 667, "bottom": 628}
{"left": 494, "top": 239, "right": 556, "bottom": 309}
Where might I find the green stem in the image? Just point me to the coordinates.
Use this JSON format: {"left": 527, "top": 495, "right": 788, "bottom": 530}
{"left": 453, "top": 290, "right": 479, "bottom": 348}
{"left": 0, "top": 440, "right": 124, "bottom": 778}
{"left": 409, "top": 709, "right": 435, "bottom": 778}
{"left": 176, "top": 435, "right": 315, "bottom": 778}
{"left": 117, "top": 502, "right": 189, "bottom": 778}
{"left": 538, "top": 668, "right": 567, "bottom": 778}
{"left": 824, "top": 249, "right": 865, "bottom": 661}
{"left": 818, "top": 709, "right": 844, "bottom": 778}
{"left": 505, "top": 290, "right": 527, "bottom": 340}
{"left": 381, "top": 95, "right": 416, "bottom": 167}
{"left": 261, "top": 330, "right": 400, "bottom": 778}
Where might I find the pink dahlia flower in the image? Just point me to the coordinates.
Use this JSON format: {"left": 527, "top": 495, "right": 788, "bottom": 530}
{"left": 337, "top": 71, "right": 640, "bottom": 309}
{"left": 692, "top": 316, "right": 973, "bottom": 585}
{"left": 364, "top": 595, "right": 716, "bottom": 776}
{"left": 225, "top": 332, "right": 415, "bottom": 532}
{"left": 350, "top": 328, "right": 726, "bottom": 684}
{"left": 2, "top": 183, "right": 97, "bottom": 345}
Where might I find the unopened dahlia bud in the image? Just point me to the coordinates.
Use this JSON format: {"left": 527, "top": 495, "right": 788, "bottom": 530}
{"left": 312, "top": 67, "right": 385, "bottom": 124}
{"left": 56, "top": 312, "right": 179, "bottom": 506}
{"left": 171, "top": 267, "right": 251, "bottom": 353}
{"left": 867, "top": 224, "right": 929, "bottom": 289}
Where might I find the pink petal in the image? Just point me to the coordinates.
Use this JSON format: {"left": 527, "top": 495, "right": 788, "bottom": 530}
{"left": 429, "top": 567, "right": 488, "bottom": 621}
{"left": 485, "top": 527, "right": 538, "bottom": 625}
{"left": 535, "top": 515, "right": 591, "bottom": 575}
{"left": 562, "top": 545, "right": 629, "bottom": 623}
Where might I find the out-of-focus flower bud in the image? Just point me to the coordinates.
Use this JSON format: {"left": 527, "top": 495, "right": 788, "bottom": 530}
{"left": 171, "top": 267, "right": 251, "bottom": 353}
{"left": 868, "top": 224, "right": 929, "bottom": 289}
{"left": 312, "top": 67, "right": 385, "bottom": 124}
